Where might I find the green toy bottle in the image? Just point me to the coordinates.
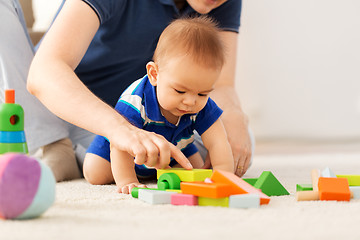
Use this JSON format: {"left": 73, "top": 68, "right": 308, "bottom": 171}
{"left": 0, "top": 89, "right": 28, "bottom": 154}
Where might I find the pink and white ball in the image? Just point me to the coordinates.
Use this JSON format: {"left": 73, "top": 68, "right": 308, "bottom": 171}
{"left": 0, "top": 153, "right": 56, "bottom": 219}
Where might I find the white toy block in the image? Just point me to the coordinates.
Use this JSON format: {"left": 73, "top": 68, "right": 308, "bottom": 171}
{"left": 349, "top": 186, "right": 360, "bottom": 199}
{"left": 204, "top": 178, "right": 213, "bottom": 183}
{"left": 229, "top": 194, "right": 260, "bottom": 209}
{"left": 138, "top": 189, "right": 175, "bottom": 205}
{"left": 321, "top": 167, "right": 336, "bottom": 178}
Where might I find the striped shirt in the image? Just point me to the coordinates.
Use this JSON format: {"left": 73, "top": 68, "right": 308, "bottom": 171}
{"left": 116, "top": 75, "right": 223, "bottom": 158}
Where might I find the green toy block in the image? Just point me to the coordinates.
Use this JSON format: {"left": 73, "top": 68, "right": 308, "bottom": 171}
{"left": 0, "top": 90, "right": 28, "bottom": 154}
{"left": 0, "top": 104, "right": 25, "bottom": 132}
{"left": 157, "top": 168, "right": 212, "bottom": 182}
{"left": 253, "top": 171, "right": 290, "bottom": 196}
{"left": 296, "top": 184, "right": 313, "bottom": 192}
{"left": 158, "top": 173, "right": 181, "bottom": 190}
{"left": 198, "top": 197, "right": 229, "bottom": 207}
{"left": 336, "top": 175, "right": 360, "bottom": 186}
{"left": 131, "top": 187, "right": 159, "bottom": 198}
{"left": 0, "top": 90, "right": 25, "bottom": 132}
{"left": 243, "top": 178, "right": 258, "bottom": 186}
{"left": 0, "top": 142, "right": 28, "bottom": 154}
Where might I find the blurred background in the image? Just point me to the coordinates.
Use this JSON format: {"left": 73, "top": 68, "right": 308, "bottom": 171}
{"left": 29, "top": 0, "right": 360, "bottom": 152}
{"left": 236, "top": 0, "right": 360, "bottom": 143}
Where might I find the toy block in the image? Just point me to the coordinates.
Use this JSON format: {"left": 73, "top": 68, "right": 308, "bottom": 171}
{"left": 210, "top": 170, "right": 270, "bottom": 205}
{"left": 204, "top": 178, "right": 213, "bottom": 183}
{"left": 0, "top": 89, "right": 28, "bottom": 154}
{"left": 138, "top": 189, "right": 175, "bottom": 204}
{"left": 0, "top": 131, "right": 26, "bottom": 143}
{"left": 0, "top": 142, "right": 28, "bottom": 154}
{"left": 295, "top": 191, "right": 319, "bottom": 201}
{"left": 336, "top": 175, "right": 360, "bottom": 186}
{"left": 321, "top": 167, "right": 336, "bottom": 178}
{"left": 243, "top": 178, "right": 258, "bottom": 186}
{"left": 296, "top": 190, "right": 354, "bottom": 201}
{"left": 296, "top": 184, "right": 313, "bottom": 192}
{"left": 198, "top": 197, "right": 229, "bottom": 207}
{"left": 318, "top": 177, "right": 351, "bottom": 201}
{"left": 166, "top": 189, "right": 182, "bottom": 193}
{"left": 158, "top": 173, "right": 181, "bottom": 190}
{"left": 157, "top": 168, "right": 212, "bottom": 182}
{"left": 131, "top": 187, "right": 159, "bottom": 198}
{"left": 229, "top": 194, "right": 260, "bottom": 209}
{"left": 171, "top": 193, "right": 198, "bottom": 206}
{"left": 180, "top": 182, "right": 232, "bottom": 198}
{"left": 253, "top": 171, "right": 289, "bottom": 196}
{"left": 311, "top": 169, "right": 320, "bottom": 191}
{"left": 349, "top": 187, "right": 360, "bottom": 199}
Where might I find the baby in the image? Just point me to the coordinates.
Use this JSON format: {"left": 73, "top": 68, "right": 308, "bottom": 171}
{"left": 84, "top": 16, "right": 234, "bottom": 193}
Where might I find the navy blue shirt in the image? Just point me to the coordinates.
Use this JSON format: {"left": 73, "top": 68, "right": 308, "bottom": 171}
{"left": 59, "top": 0, "right": 242, "bottom": 106}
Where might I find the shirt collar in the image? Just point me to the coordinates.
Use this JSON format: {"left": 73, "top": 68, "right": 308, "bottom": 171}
{"left": 158, "top": 0, "right": 195, "bottom": 15}
{"left": 142, "top": 75, "right": 195, "bottom": 127}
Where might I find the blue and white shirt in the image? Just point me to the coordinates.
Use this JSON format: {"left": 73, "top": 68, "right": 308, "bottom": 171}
{"left": 87, "top": 75, "right": 223, "bottom": 176}
{"left": 116, "top": 75, "right": 223, "bottom": 157}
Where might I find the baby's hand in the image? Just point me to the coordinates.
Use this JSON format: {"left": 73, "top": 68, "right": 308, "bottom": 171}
{"left": 118, "top": 182, "right": 147, "bottom": 194}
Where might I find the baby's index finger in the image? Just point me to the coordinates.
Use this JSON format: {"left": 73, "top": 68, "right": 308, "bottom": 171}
{"left": 169, "top": 144, "right": 193, "bottom": 169}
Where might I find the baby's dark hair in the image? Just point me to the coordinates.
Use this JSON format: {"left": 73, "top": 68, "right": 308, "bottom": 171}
{"left": 153, "top": 16, "right": 225, "bottom": 70}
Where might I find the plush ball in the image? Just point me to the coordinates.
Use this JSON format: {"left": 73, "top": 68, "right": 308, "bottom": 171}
{"left": 0, "top": 153, "right": 56, "bottom": 220}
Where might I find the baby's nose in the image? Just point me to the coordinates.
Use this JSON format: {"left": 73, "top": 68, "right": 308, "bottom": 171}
{"left": 183, "top": 95, "right": 196, "bottom": 106}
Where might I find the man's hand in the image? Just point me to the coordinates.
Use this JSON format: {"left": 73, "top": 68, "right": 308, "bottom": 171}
{"left": 221, "top": 108, "right": 252, "bottom": 177}
{"left": 209, "top": 85, "right": 253, "bottom": 177}
{"left": 201, "top": 109, "right": 252, "bottom": 177}
{"left": 109, "top": 125, "right": 193, "bottom": 170}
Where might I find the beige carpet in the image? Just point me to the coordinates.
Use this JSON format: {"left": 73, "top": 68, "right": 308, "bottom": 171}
{"left": 1, "top": 153, "right": 360, "bottom": 240}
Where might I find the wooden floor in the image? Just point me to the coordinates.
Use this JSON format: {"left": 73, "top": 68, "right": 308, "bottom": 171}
{"left": 255, "top": 139, "right": 360, "bottom": 155}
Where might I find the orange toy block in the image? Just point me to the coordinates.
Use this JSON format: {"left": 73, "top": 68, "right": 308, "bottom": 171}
{"left": 210, "top": 170, "right": 270, "bottom": 205}
{"left": 180, "top": 182, "right": 232, "bottom": 198}
{"left": 318, "top": 177, "right": 351, "bottom": 201}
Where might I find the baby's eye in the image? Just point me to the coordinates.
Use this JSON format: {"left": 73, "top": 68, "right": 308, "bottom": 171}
{"left": 198, "top": 93, "right": 208, "bottom": 97}
{"left": 175, "top": 89, "right": 185, "bottom": 94}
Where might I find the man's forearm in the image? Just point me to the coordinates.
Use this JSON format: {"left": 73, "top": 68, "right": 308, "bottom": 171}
{"left": 210, "top": 85, "right": 248, "bottom": 127}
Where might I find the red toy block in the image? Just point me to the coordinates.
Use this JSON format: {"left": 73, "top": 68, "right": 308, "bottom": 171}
{"left": 318, "top": 177, "right": 351, "bottom": 201}
{"left": 171, "top": 193, "right": 198, "bottom": 206}
{"left": 180, "top": 182, "right": 232, "bottom": 198}
{"left": 210, "top": 170, "right": 270, "bottom": 205}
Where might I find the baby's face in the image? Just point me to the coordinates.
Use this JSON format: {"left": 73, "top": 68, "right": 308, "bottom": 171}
{"left": 155, "top": 56, "right": 221, "bottom": 124}
{"left": 186, "top": 0, "right": 228, "bottom": 14}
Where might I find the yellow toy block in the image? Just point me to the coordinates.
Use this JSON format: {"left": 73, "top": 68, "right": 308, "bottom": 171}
{"left": 198, "top": 197, "right": 229, "bottom": 207}
{"left": 157, "top": 168, "right": 213, "bottom": 182}
{"left": 166, "top": 189, "right": 182, "bottom": 193}
{"left": 336, "top": 175, "right": 360, "bottom": 186}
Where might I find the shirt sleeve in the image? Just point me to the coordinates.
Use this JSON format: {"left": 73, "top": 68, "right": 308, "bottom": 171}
{"left": 81, "top": 0, "right": 126, "bottom": 24}
{"left": 114, "top": 95, "right": 144, "bottom": 129}
{"left": 193, "top": 98, "right": 223, "bottom": 136}
{"left": 208, "top": 0, "right": 242, "bottom": 33}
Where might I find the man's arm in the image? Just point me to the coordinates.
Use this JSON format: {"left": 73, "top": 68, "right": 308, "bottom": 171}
{"left": 209, "top": 31, "right": 252, "bottom": 176}
{"left": 27, "top": 0, "right": 192, "bottom": 170}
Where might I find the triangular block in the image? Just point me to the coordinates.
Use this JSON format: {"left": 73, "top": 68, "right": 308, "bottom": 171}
{"left": 253, "top": 171, "right": 289, "bottom": 196}
{"left": 243, "top": 178, "right": 258, "bottom": 186}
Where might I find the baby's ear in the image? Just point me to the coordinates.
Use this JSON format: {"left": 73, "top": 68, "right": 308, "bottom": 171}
{"left": 146, "top": 62, "right": 159, "bottom": 86}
